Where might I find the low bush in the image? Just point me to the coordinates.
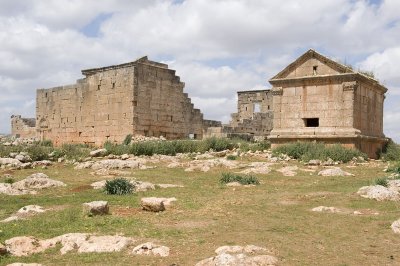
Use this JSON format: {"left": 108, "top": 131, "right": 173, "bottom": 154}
{"left": 272, "top": 142, "right": 366, "bottom": 163}
{"left": 26, "top": 144, "right": 51, "bottom": 161}
{"left": 4, "top": 177, "right": 14, "bottom": 184}
{"left": 226, "top": 155, "right": 237, "bottom": 160}
{"left": 54, "top": 143, "right": 91, "bottom": 160}
{"left": 104, "top": 178, "right": 134, "bottom": 195}
{"left": 375, "top": 177, "right": 388, "bottom": 187}
{"left": 122, "top": 134, "right": 132, "bottom": 145}
{"left": 220, "top": 172, "right": 260, "bottom": 185}
{"left": 380, "top": 140, "right": 400, "bottom": 161}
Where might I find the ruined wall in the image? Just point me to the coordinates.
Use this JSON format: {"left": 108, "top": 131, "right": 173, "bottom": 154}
{"left": 36, "top": 66, "right": 135, "bottom": 146}
{"left": 132, "top": 61, "right": 204, "bottom": 139}
{"left": 36, "top": 57, "right": 207, "bottom": 146}
{"left": 11, "top": 115, "right": 36, "bottom": 139}
{"left": 230, "top": 90, "right": 273, "bottom": 136}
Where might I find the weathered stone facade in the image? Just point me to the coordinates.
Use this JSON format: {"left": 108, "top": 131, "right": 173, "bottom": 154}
{"left": 268, "top": 49, "right": 387, "bottom": 158}
{"left": 36, "top": 57, "right": 210, "bottom": 146}
{"left": 230, "top": 90, "right": 274, "bottom": 136}
{"left": 11, "top": 115, "right": 36, "bottom": 139}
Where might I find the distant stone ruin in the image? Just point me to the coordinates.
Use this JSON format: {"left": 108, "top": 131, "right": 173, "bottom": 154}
{"left": 11, "top": 115, "right": 36, "bottom": 139}
{"left": 18, "top": 56, "right": 219, "bottom": 146}
{"left": 11, "top": 49, "right": 388, "bottom": 158}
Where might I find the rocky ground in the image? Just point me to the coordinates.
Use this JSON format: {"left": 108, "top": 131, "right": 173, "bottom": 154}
{"left": 0, "top": 143, "right": 399, "bottom": 265}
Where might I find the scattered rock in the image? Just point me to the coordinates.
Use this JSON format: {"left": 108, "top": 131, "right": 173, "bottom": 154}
{"left": 226, "top": 182, "right": 242, "bottom": 187}
{"left": 133, "top": 181, "right": 156, "bottom": 192}
{"left": 132, "top": 242, "right": 170, "bottom": 257}
{"left": 2, "top": 205, "right": 46, "bottom": 223}
{"left": 317, "top": 167, "right": 354, "bottom": 176}
{"left": 277, "top": 166, "right": 298, "bottom": 176}
{"left": 0, "top": 183, "right": 33, "bottom": 196}
{"left": 4, "top": 234, "right": 135, "bottom": 256}
{"left": 239, "top": 162, "right": 271, "bottom": 175}
{"left": 0, "top": 158, "right": 22, "bottom": 168}
{"left": 75, "top": 159, "right": 142, "bottom": 170}
{"left": 90, "top": 148, "right": 107, "bottom": 157}
{"left": 307, "top": 159, "right": 321, "bottom": 166}
{"left": 391, "top": 219, "right": 400, "bottom": 234}
{"left": 12, "top": 173, "right": 66, "bottom": 190}
{"left": 311, "top": 206, "right": 342, "bottom": 213}
{"left": 357, "top": 185, "right": 399, "bottom": 201}
{"left": 90, "top": 169, "right": 130, "bottom": 176}
{"left": 195, "top": 245, "right": 278, "bottom": 266}
{"left": 121, "top": 154, "right": 130, "bottom": 160}
{"left": 141, "top": 197, "right": 177, "bottom": 212}
{"left": 83, "top": 201, "right": 109, "bottom": 216}
{"left": 157, "top": 183, "right": 184, "bottom": 188}
{"left": 90, "top": 180, "right": 107, "bottom": 190}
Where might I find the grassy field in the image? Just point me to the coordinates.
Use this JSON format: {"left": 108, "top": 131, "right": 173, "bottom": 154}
{"left": 1, "top": 156, "right": 400, "bottom": 265}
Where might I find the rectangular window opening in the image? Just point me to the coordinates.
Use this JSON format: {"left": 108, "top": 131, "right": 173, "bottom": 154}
{"left": 313, "top": 66, "right": 318, "bottom": 75}
{"left": 254, "top": 103, "right": 261, "bottom": 113}
{"left": 304, "top": 118, "right": 319, "bottom": 127}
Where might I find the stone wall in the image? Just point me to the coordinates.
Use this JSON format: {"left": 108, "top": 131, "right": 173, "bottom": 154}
{"left": 268, "top": 49, "right": 387, "bottom": 158}
{"left": 230, "top": 90, "right": 273, "bottom": 136}
{"left": 10, "top": 115, "right": 36, "bottom": 139}
{"left": 36, "top": 57, "right": 208, "bottom": 146}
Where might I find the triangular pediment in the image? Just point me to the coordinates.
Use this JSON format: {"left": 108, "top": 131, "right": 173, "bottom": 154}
{"left": 270, "top": 49, "right": 354, "bottom": 80}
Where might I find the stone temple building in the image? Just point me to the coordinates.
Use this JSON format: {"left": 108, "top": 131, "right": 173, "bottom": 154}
{"left": 29, "top": 56, "right": 219, "bottom": 146}
{"left": 268, "top": 49, "right": 387, "bottom": 158}
{"left": 11, "top": 115, "right": 36, "bottom": 139}
{"left": 11, "top": 49, "right": 388, "bottom": 157}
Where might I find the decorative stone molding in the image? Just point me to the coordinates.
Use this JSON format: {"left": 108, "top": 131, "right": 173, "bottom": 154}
{"left": 272, "top": 87, "right": 283, "bottom": 96}
{"left": 342, "top": 81, "right": 358, "bottom": 92}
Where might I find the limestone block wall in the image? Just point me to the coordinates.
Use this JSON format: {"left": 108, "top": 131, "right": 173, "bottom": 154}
{"left": 353, "top": 81, "right": 385, "bottom": 138}
{"left": 132, "top": 61, "right": 205, "bottom": 139}
{"left": 36, "top": 66, "right": 135, "bottom": 146}
{"left": 230, "top": 90, "right": 273, "bottom": 136}
{"left": 36, "top": 57, "right": 208, "bottom": 146}
{"left": 11, "top": 115, "right": 36, "bottom": 139}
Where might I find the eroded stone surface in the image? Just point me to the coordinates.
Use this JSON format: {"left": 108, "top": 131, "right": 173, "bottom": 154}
{"left": 82, "top": 201, "right": 109, "bottom": 216}
{"left": 196, "top": 245, "right": 278, "bottom": 266}
{"left": 132, "top": 242, "right": 170, "bottom": 257}
{"left": 311, "top": 206, "right": 342, "bottom": 213}
{"left": 2, "top": 205, "right": 46, "bottom": 223}
{"left": 357, "top": 185, "right": 400, "bottom": 201}
{"left": 318, "top": 167, "right": 353, "bottom": 176}
{"left": 391, "top": 219, "right": 400, "bottom": 234}
{"left": 141, "top": 197, "right": 177, "bottom": 212}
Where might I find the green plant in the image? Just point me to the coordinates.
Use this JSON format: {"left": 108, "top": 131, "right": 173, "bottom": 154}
{"left": 220, "top": 172, "right": 260, "bottom": 185}
{"left": 272, "top": 142, "right": 366, "bottom": 162}
{"left": 375, "top": 177, "right": 388, "bottom": 187}
{"left": 226, "top": 155, "right": 237, "bottom": 160}
{"left": 122, "top": 134, "right": 132, "bottom": 145}
{"left": 4, "top": 177, "right": 14, "bottom": 184}
{"left": 104, "top": 178, "right": 134, "bottom": 195}
{"left": 380, "top": 140, "right": 400, "bottom": 161}
{"left": 26, "top": 144, "right": 51, "bottom": 161}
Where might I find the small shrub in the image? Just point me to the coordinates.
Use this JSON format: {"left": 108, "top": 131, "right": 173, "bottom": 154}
{"left": 220, "top": 172, "right": 260, "bottom": 185}
{"left": 272, "top": 142, "right": 366, "bottom": 163}
{"left": 381, "top": 140, "right": 400, "bottom": 161}
{"left": 375, "top": 177, "right": 388, "bottom": 187}
{"left": 4, "top": 177, "right": 14, "bottom": 184}
{"left": 26, "top": 144, "right": 50, "bottom": 161}
{"left": 387, "top": 163, "right": 400, "bottom": 174}
{"left": 56, "top": 143, "right": 91, "bottom": 160}
{"left": 122, "top": 134, "right": 132, "bottom": 145}
{"left": 104, "top": 178, "right": 134, "bottom": 195}
{"left": 226, "top": 155, "right": 237, "bottom": 160}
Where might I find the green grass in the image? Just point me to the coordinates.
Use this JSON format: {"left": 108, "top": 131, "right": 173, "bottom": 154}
{"left": 0, "top": 154, "right": 399, "bottom": 265}
{"left": 220, "top": 172, "right": 260, "bottom": 185}
{"left": 272, "top": 142, "right": 367, "bottom": 162}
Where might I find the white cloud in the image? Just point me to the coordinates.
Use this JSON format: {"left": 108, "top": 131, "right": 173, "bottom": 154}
{"left": 0, "top": 0, "right": 399, "bottom": 143}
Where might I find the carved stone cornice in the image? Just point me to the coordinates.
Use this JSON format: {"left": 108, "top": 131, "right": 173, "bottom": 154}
{"left": 342, "top": 81, "right": 358, "bottom": 92}
{"left": 271, "top": 87, "right": 283, "bottom": 96}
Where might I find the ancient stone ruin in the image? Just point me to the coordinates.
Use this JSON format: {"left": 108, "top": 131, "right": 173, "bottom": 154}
{"left": 268, "top": 49, "right": 387, "bottom": 158}
{"left": 11, "top": 49, "right": 388, "bottom": 157}
{"left": 11, "top": 115, "right": 36, "bottom": 139}
{"left": 29, "top": 56, "right": 219, "bottom": 146}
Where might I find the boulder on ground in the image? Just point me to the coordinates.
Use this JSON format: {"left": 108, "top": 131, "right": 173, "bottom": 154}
{"left": 318, "top": 167, "right": 353, "bottom": 176}
{"left": 0, "top": 158, "right": 22, "bottom": 167}
{"left": 277, "top": 166, "right": 298, "bottom": 176}
{"left": 195, "top": 245, "right": 277, "bottom": 266}
{"left": 83, "top": 201, "right": 109, "bottom": 216}
{"left": 11, "top": 173, "right": 66, "bottom": 190}
{"left": 0, "top": 183, "right": 33, "bottom": 196}
{"left": 132, "top": 242, "right": 170, "bottom": 257}
{"left": 391, "top": 219, "right": 400, "bottom": 234}
{"left": 76, "top": 235, "right": 132, "bottom": 253}
{"left": 357, "top": 185, "right": 399, "bottom": 201}
{"left": 7, "top": 263, "right": 43, "bottom": 266}
{"left": 90, "top": 148, "right": 107, "bottom": 157}
{"left": 140, "top": 197, "right": 177, "bottom": 212}
{"left": 5, "top": 236, "right": 56, "bottom": 257}
{"left": 311, "top": 206, "right": 342, "bottom": 213}
{"left": 307, "top": 159, "right": 321, "bottom": 166}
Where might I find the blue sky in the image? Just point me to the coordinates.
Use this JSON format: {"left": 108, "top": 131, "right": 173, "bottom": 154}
{"left": 0, "top": 0, "right": 399, "bottom": 142}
